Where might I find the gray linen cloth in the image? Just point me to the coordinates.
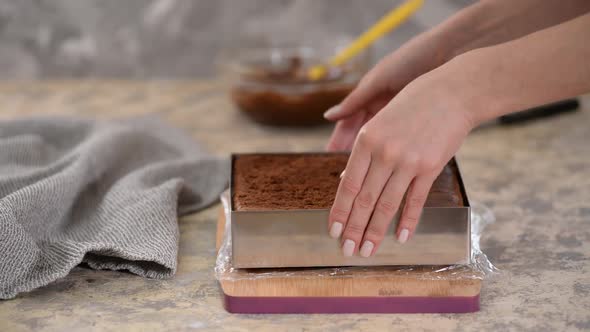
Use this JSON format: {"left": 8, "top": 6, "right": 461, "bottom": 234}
{"left": 0, "top": 116, "right": 227, "bottom": 299}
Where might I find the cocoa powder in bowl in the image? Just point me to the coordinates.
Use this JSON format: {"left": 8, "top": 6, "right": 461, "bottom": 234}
{"left": 232, "top": 154, "right": 464, "bottom": 211}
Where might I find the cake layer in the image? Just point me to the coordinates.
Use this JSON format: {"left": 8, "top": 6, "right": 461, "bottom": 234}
{"left": 232, "top": 153, "right": 463, "bottom": 211}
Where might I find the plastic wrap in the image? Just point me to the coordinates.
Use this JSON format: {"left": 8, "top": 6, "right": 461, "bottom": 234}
{"left": 215, "top": 191, "right": 498, "bottom": 282}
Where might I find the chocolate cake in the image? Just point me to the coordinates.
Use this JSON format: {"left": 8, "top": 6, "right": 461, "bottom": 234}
{"left": 232, "top": 154, "right": 464, "bottom": 211}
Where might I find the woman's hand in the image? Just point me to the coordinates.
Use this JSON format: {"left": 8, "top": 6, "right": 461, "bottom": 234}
{"left": 324, "top": 1, "right": 590, "bottom": 258}
{"left": 325, "top": 31, "right": 449, "bottom": 151}
{"left": 325, "top": 0, "right": 590, "bottom": 152}
{"left": 327, "top": 71, "right": 476, "bottom": 257}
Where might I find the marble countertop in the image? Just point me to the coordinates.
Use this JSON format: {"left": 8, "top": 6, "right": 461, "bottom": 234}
{"left": 0, "top": 81, "right": 588, "bottom": 331}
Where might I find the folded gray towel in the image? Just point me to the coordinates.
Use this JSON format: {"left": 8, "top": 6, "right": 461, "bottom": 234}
{"left": 0, "top": 116, "right": 227, "bottom": 299}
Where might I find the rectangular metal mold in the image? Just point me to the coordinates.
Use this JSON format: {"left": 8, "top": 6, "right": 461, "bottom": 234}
{"left": 230, "top": 153, "right": 471, "bottom": 268}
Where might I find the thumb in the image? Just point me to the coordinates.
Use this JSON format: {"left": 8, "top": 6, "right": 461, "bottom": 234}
{"left": 325, "top": 92, "right": 394, "bottom": 125}
{"left": 324, "top": 62, "right": 393, "bottom": 121}
{"left": 323, "top": 80, "right": 377, "bottom": 121}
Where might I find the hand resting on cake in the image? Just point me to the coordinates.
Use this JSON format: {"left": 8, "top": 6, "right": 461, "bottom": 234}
{"left": 326, "top": 71, "right": 474, "bottom": 257}
{"left": 324, "top": 0, "right": 590, "bottom": 257}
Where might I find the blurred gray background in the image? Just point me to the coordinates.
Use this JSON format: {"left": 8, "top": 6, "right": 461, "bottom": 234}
{"left": 0, "top": 0, "right": 473, "bottom": 79}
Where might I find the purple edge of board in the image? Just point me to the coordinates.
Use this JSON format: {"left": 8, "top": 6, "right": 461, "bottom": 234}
{"left": 223, "top": 294, "right": 480, "bottom": 314}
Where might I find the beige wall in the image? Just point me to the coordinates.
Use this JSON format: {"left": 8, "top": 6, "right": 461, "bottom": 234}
{"left": 0, "top": 0, "right": 472, "bottom": 78}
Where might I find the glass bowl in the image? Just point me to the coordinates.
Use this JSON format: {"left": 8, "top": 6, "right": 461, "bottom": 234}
{"left": 219, "top": 40, "right": 372, "bottom": 126}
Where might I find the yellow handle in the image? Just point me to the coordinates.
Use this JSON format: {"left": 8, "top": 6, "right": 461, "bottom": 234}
{"left": 308, "top": 0, "right": 424, "bottom": 80}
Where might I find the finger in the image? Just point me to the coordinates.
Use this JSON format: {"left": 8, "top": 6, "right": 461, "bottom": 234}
{"left": 328, "top": 135, "right": 371, "bottom": 244}
{"left": 325, "top": 91, "right": 392, "bottom": 122}
{"left": 326, "top": 99, "right": 388, "bottom": 152}
{"left": 360, "top": 167, "right": 414, "bottom": 257}
{"left": 335, "top": 68, "right": 392, "bottom": 119}
{"left": 323, "top": 83, "right": 376, "bottom": 121}
{"left": 341, "top": 155, "right": 395, "bottom": 257}
{"left": 326, "top": 112, "right": 366, "bottom": 151}
{"left": 396, "top": 174, "right": 436, "bottom": 244}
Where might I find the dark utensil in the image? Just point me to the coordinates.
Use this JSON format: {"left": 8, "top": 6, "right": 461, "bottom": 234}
{"left": 498, "top": 99, "right": 579, "bottom": 125}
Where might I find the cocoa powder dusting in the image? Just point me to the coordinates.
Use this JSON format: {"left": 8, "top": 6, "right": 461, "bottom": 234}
{"left": 232, "top": 154, "right": 464, "bottom": 211}
{"left": 233, "top": 154, "right": 348, "bottom": 210}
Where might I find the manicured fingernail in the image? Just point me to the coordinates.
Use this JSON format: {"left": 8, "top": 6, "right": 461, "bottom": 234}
{"left": 329, "top": 222, "right": 343, "bottom": 238}
{"left": 342, "top": 239, "right": 355, "bottom": 257}
{"left": 398, "top": 228, "right": 409, "bottom": 244}
{"left": 360, "top": 241, "right": 374, "bottom": 258}
{"left": 323, "top": 105, "right": 341, "bottom": 119}
{"left": 340, "top": 170, "right": 345, "bottom": 179}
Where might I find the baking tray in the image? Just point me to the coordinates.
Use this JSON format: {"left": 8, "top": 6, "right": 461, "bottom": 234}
{"left": 230, "top": 152, "right": 471, "bottom": 268}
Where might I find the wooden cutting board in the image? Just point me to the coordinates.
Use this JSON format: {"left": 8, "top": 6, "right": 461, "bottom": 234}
{"left": 216, "top": 208, "right": 482, "bottom": 313}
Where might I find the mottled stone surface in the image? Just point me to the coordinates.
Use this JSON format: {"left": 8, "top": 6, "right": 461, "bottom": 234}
{"left": 0, "top": 0, "right": 473, "bottom": 78}
{"left": 0, "top": 81, "right": 589, "bottom": 331}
